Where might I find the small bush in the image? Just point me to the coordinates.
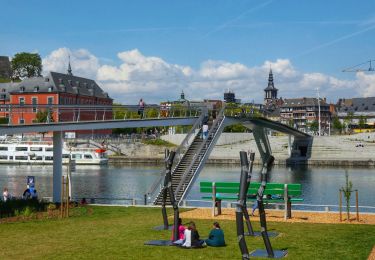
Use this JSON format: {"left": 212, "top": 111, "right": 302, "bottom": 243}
{"left": 0, "top": 199, "right": 48, "bottom": 218}
{"left": 142, "top": 139, "right": 176, "bottom": 147}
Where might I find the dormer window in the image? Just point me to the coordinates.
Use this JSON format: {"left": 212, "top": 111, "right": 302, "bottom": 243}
{"left": 34, "top": 86, "right": 39, "bottom": 92}
{"left": 2, "top": 88, "right": 5, "bottom": 92}
{"left": 58, "top": 78, "right": 63, "bottom": 84}
{"left": 48, "top": 86, "right": 53, "bottom": 92}
{"left": 20, "top": 86, "right": 25, "bottom": 92}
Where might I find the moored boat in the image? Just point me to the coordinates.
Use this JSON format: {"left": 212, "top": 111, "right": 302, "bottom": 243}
{"left": 0, "top": 141, "right": 108, "bottom": 165}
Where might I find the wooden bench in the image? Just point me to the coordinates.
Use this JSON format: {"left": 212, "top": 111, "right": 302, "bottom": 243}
{"left": 200, "top": 181, "right": 303, "bottom": 219}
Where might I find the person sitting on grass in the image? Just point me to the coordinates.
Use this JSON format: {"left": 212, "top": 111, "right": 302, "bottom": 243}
{"left": 172, "top": 218, "right": 186, "bottom": 245}
{"left": 205, "top": 222, "right": 226, "bottom": 247}
{"left": 190, "top": 221, "right": 206, "bottom": 248}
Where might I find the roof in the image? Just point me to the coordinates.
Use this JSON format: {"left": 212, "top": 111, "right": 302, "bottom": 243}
{"left": 337, "top": 97, "right": 375, "bottom": 113}
{"left": 9, "top": 71, "right": 112, "bottom": 100}
{"left": 264, "top": 69, "right": 278, "bottom": 91}
{"left": 281, "top": 97, "right": 328, "bottom": 107}
{"left": 0, "top": 83, "right": 12, "bottom": 100}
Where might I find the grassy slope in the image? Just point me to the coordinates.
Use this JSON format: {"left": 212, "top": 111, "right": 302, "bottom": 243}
{"left": 0, "top": 206, "right": 374, "bottom": 259}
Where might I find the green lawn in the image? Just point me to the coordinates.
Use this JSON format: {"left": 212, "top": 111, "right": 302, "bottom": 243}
{"left": 0, "top": 206, "right": 374, "bottom": 259}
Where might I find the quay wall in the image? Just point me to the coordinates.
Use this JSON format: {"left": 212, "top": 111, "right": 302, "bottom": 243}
{"left": 107, "top": 132, "right": 375, "bottom": 166}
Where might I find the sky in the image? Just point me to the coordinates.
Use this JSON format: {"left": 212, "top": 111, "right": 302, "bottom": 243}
{"left": 1, "top": 0, "right": 375, "bottom": 104}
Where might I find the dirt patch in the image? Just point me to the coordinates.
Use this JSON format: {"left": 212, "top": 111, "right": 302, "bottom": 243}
{"left": 369, "top": 246, "right": 375, "bottom": 260}
{"left": 180, "top": 208, "right": 375, "bottom": 225}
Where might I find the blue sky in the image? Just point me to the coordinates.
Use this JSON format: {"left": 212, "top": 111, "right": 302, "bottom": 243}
{"left": 1, "top": 0, "right": 375, "bottom": 104}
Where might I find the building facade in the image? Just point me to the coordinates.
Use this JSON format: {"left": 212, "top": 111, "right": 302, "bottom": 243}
{"left": 280, "top": 97, "right": 330, "bottom": 134}
{"left": 336, "top": 97, "right": 375, "bottom": 130}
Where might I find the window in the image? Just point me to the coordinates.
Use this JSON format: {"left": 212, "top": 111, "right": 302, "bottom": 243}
{"left": 47, "top": 97, "right": 54, "bottom": 105}
{"left": 34, "top": 86, "right": 39, "bottom": 92}
{"left": 45, "top": 156, "right": 53, "bottom": 160}
{"left": 32, "top": 97, "right": 38, "bottom": 112}
{"left": 0, "top": 147, "right": 8, "bottom": 151}
{"left": 48, "top": 86, "right": 53, "bottom": 92}
{"left": 35, "top": 156, "right": 43, "bottom": 161}
{"left": 20, "top": 86, "right": 25, "bottom": 92}
{"left": 0, "top": 155, "right": 7, "bottom": 160}
{"left": 19, "top": 97, "right": 25, "bottom": 106}
{"left": 9, "top": 156, "right": 13, "bottom": 160}
{"left": 72, "top": 154, "right": 82, "bottom": 159}
{"left": 84, "top": 154, "right": 93, "bottom": 159}
{"left": 15, "top": 156, "right": 28, "bottom": 160}
{"left": 16, "top": 147, "right": 28, "bottom": 151}
{"left": 30, "top": 147, "right": 43, "bottom": 151}
{"left": 62, "top": 154, "right": 70, "bottom": 158}
{"left": 45, "top": 147, "right": 53, "bottom": 151}
{"left": 19, "top": 118, "right": 25, "bottom": 124}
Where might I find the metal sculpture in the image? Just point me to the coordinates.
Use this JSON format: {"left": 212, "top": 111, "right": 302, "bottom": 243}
{"left": 145, "top": 149, "right": 179, "bottom": 246}
{"left": 235, "top": 127, "right": 287, "bottom": 258}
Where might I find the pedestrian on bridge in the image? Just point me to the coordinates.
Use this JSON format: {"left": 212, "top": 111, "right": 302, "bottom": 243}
{"left": 138, "top": 98, "right": 145, "bottom": 119}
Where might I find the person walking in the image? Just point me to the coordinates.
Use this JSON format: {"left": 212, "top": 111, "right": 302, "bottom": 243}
{"left": 138, "top": 98, "right": 145, "bottom": 119}
{"left": 202, "top": 123, "right": 209, "bottom": 140}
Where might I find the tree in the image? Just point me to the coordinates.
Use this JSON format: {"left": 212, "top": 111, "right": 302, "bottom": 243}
{"left": 11, "top": 52, "right": 42, "bottom": 79}
{"left": 341, "top": 171, "right": 353, "bottom": 221}
{"left": 33, "top": 110, "right": 54, "bottom": 123}
{"left": 358, "top": 115, "right": 367, "bottom": 130}
{"left": 308, "top": 121, "right": 319, "bottom": 134}
{"left": 332, "top": 116, "right": 343, "bottom": 134}
{"left": 344, "top": 112, "right": 354, "bottom": 132}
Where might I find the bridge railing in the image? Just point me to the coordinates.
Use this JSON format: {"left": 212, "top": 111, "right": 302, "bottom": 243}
{"left": 146, "top": 107, "right": 207, "bottom": 203}
{"left": 173, "top": 106, "right": 225, "bottom": 200}
{"left": 0, "top": 104, "right": 203, "bottom": 125}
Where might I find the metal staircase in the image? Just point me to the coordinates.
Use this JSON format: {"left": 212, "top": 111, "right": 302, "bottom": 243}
{"left": 152, "top": 108, "right": 226, "bottom": 205}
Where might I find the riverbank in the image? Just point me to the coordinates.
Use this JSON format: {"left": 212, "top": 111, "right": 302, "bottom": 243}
{"left": 106, "top": 132, "right": 375, "bottom": 166}
{"left": 108, "top": 156, "right": 375, "bottom": 166}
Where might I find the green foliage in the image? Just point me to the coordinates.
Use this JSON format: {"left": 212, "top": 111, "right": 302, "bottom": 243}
{"left": 141, "top": 138, "right": 176, "bottom": 147}
{"left": 224, "top": 124, "right": 248, "bottom": 133}
{"left": 0, "top": 198, "right": 47, "bottom": 218}
{"left": 11, "top": 52, "right": 42, "bottom": 79}
{"left": 308, "top": 121, "right": 319, "bottom": 133}
{"left": 0, "top": 117, "right": 9, "bottom": 124}
{"left": 341, "top": 171, "right": 353, "bottom": 221}
{"left": 332, "top": 116, "right": 343, "bottom": 134}
{"left": 358, "top": 115, "right": 367, "bottom": 130}
{"left": 33, "top": 109, "right": 54, "bottom": 123}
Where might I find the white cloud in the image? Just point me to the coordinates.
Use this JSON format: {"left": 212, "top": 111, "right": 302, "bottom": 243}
{"left": 43, "top": 47, "right": 372, "bottom": 104}
{"left": 42, "top": 47, "right": 99, "bottom": 79}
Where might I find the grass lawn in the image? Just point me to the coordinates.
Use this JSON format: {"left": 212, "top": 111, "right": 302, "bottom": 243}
{"left": 0, "top": 206, "right": 374, "bottom": 259}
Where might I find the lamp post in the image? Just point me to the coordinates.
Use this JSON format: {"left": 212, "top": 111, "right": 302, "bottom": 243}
{"left": 316, "top": 88, "right": 321, "bottom": 136}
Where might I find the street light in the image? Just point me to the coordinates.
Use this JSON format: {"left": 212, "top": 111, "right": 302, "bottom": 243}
{"left": 316, "top": 88, "right": 321, "bottom": 136}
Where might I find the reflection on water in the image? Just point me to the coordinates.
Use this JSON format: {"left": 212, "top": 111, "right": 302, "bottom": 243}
{"left": 0, "top": 164, "right": 374, "bottom": 208}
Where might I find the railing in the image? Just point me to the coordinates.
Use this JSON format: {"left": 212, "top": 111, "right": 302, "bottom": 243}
{"left": 146, "top": 107, "right": 207, "bottom": 203}
{"left": 173, "top": 106, "right": 225, "bottom": 201}
{"left": 0, "top": 104, "right": 204, "bottom": 125}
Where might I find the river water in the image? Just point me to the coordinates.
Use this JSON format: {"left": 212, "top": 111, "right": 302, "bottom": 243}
{"left": 0, "top": 164, "right": 374, "bottom": 212}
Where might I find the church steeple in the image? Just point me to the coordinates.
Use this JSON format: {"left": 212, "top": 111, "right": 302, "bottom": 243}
{"left": 67, "top": 55, "right": 73, "bottom": 76}
{"left": 264, "top": 68, "right": 278, "bottom": 104}
{"left": 180, "top": 90, "right": 185, "bottom": 100}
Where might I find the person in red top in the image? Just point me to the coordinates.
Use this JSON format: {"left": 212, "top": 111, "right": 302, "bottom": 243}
{"left": 172, "top": 218, "right": 186, "bottom": 245}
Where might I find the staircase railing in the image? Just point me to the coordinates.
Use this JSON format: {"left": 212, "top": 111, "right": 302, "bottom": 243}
{"left": 173, "top": 106, "right": 225, "bottom": 201}
{"left": 147, "top": 107, "right": 207, "bottom": 203}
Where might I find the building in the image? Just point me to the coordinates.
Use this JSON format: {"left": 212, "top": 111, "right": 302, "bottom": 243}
{"left": 264, "top": 69, "right": 278, "bottom": 105}
{"left": 336, "top": 97, "right": 375, "bottom": 130}
{"left": 280, "top": 97, "right": 330, "bottom": 134}
{"left": 224, "top": 90, "right": 241, "bottom": 104}
{"left": 0, "top": 64, "right": 113, "bottom": 136}
{"left": 262, "top": 69, "right": 283, "bottom": 121}
{"left": 0, "top": 56, "right": 11, "bottom": 79}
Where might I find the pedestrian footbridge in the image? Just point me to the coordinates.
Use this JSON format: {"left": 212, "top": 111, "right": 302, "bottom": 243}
{"left": 0, "top": 104, "right": 311, "bottom": 204}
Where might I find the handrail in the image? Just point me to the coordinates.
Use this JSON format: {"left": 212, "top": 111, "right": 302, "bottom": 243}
{"left": 173, "top": 106, "right": 225, "bottom": 199}
{"left": 146, "top": 107, "right": 207, "bottom": 202}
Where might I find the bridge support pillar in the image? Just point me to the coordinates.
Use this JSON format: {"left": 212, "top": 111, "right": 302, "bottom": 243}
{"left": 288, "top": 135, "right": 292, "bottom": 157}
{"left": 53, "top": 131, "right": 63, "bottom": 203}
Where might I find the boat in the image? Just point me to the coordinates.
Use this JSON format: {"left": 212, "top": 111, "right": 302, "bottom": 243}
{"left": 0, "top": 141, "right": 108, "bottom": 165}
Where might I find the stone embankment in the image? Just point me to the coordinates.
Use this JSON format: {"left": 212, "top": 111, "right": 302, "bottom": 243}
{"left": 108, "top": 132, "right": 375, "bottom": 166}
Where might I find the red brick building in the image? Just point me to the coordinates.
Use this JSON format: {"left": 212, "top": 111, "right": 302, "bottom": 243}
{"left": 4, "top": 70, "right": 113, "bottom": 136}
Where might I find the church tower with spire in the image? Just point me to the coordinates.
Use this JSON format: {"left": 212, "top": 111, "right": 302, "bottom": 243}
{"left": 67, "top": 56, "right": 73, "bottom": 76}
{"left": 264, "top": 68, "right": 278, "bottom": 104}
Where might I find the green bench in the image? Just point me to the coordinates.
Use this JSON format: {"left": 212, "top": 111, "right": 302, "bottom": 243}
{"left": 200, "top": 181, "right": 303, "bottom": 219}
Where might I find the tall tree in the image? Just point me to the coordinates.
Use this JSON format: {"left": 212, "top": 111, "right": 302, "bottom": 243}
{"left": 332, "top": 116, "right": 343, "bottom": 134}
{"left": 11, "top": 52, "right": 42, "bottom": 79}
{"left": 358, "top": 115, "right": 367, "bottom": 130}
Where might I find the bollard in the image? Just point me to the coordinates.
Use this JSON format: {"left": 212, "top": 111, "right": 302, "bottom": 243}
{"left": 144, "top": 194, "right": 147, "bottom": 205}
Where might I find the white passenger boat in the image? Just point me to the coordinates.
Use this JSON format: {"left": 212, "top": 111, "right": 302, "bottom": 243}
{"left": 0, "top": 141, "right": 108, "bottom": 165}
